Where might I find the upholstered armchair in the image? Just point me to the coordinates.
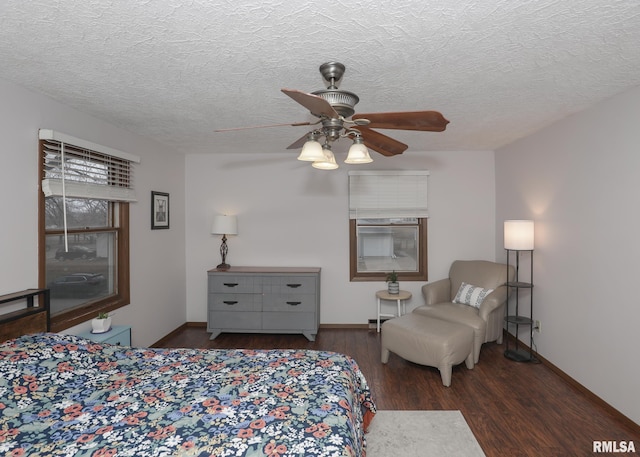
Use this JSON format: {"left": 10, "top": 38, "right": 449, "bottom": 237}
{"left": 413, "top": 260, "right": 515, "bottom": 363}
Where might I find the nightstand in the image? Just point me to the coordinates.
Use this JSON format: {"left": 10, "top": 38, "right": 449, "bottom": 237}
{"left": 77, "top": 325, "right": 131, "bottom": 346}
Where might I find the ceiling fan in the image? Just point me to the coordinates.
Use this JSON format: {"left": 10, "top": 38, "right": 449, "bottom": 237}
{"left": 218, "top": 62, "right": 449, "bottom": 169}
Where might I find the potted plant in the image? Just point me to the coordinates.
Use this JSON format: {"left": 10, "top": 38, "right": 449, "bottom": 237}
{"left": 91, "top": 312, "right": 112, "bottom": 333}
{"left": 386, "top": 270, "right": 400, "bottom": 295}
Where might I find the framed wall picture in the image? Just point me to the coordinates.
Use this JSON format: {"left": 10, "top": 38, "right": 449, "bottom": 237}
{"left": 151, "top": 191, "right": 170, "bottom": 229}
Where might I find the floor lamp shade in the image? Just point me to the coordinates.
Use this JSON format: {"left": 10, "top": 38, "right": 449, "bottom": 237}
{"left": 504, "top": 220, "right": 534, "bottom": 250}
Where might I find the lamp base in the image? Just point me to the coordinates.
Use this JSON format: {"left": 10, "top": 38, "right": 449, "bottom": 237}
{"left": 216, "top": 262, "right": 231, "bottom": 270}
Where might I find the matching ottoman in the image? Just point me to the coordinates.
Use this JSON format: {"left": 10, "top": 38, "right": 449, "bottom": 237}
{"left": 381, "top": 313, "right": 474, "bottom": 387}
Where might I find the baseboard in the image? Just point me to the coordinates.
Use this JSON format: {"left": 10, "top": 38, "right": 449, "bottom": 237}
{"left": 186, "top": 321, "right": 206, "bottom": 328}
{"left": 152, "top": 321, "right": 371, "bottom": 346}
{"left": 364, "top": 318, "right": 390, "bottom": 329}
{"left": 180, "top": 322, "right": 370, "bottom": 329}
{"left": 503, "top": 331, "right": 640, "bottom": 433}
{"left": 320, "top": 323, "right": 369, "bottom": 329}
{"left": 150, "top": 323, "right": 189, "bottom": 347}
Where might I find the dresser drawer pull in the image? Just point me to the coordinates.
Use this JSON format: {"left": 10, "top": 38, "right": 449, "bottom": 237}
{"left": 223, "top": 283, "right": 239, "bottom": 287}
{"left": 286, "top": 301, "right": 301, "bottom": 306}
{"left": 286, "top": 284, "right": 302, "bottom": 288}
{"left": 223, "top": 301, "right": 239, "bottom": 305}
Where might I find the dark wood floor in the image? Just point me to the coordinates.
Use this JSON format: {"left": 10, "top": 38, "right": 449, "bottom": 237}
{"left": 156, "top": 326, "right": 640, "bottom": 457}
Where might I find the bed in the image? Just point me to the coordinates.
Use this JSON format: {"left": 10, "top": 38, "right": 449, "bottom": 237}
{"left": 0, "top": 331, "right": 376, "bottom": 456}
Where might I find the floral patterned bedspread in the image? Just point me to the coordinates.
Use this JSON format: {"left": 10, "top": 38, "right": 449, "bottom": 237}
{"left": 0, "top": 333, "right": 376, "bottom": 457}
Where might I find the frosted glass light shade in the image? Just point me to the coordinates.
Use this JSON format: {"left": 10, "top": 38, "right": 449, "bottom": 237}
{"left": 344, "top": 142, "right": 372, "bottom": 164}
{"left": 312, "top": 146, "right": 339, "bottom": 170}
{"left": 297, "top": 139, "right": 325, "bottom": 161}
{"left": 211, "top": 215, "right": 238, "bottom": 235}
{"left": 504, "top": 220, "right": 534, "bottom": 250}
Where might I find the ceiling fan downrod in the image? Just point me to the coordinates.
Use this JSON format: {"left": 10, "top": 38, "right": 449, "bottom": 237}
{"left": 318, "top": 62, "right": 345, "bottom": 88}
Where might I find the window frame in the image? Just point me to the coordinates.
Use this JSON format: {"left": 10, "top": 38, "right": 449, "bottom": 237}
{"left": 38, "top": 140, "right": 131, "bottom": 332}
{"left": 349, "top": 218, "right": 428, "bottom": 282}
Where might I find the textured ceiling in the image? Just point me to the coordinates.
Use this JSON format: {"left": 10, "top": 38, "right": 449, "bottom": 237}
{"left": 2, "top": 0, "right": 640, "bottom": 156}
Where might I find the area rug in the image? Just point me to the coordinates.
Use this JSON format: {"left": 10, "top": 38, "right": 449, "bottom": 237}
{"left": 366, "top": 410, "right": 486, "bottom": 456}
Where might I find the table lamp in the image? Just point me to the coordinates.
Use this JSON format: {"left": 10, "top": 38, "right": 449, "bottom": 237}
{"left": 211, "top": 215, "right": 238, "bottom": 270}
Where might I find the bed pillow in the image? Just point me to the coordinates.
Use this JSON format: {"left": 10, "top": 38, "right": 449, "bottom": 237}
{"left": 453, "top": 282, "right": 494, "bottom": 308}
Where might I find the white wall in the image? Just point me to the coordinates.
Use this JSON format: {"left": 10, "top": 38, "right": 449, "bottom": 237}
{"left": 0, "top": 78, "right": 186, "bottom": 347}
{"left": 495, "top": 85, "right": 640, "bottom": 425}
{"left": 185, "top": 149, "right": 497, "bottom": 324}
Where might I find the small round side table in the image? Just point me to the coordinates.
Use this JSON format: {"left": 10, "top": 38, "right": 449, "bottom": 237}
{"left": 375, "top": 289, "right": 412, "bottom": 332}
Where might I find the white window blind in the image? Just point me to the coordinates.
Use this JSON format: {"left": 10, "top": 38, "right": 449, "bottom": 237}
{"left": 348, "top": 170, "right": 429, "bottom": 219}
{"left": 39, "top": 129, "right": 140, "bottom": 202}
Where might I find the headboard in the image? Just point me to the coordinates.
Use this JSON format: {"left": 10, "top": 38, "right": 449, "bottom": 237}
{"left": 0, "top": 289, "right": 50, "bottom": 342}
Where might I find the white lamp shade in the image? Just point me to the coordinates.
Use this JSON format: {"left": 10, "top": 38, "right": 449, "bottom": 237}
{"left": 297, "top": 139, "right": 325, "bottom": 161}
{"left": 211, "top": 215, "right": 238, "bottom": 235}
{"left": 504, "top": 220, "right": 534, "bottom": 250}
{"left": 344, "top": 142, "right": 373, "bottom": 164}
{"left": 312, "top": 148, "right": 339, "bottom": 170}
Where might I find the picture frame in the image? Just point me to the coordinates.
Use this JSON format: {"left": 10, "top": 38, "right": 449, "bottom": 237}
{"left": 151, "top": 191, "right": 170, "bottom": 230}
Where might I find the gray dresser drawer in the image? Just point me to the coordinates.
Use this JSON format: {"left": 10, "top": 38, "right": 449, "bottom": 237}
{"left": 262, "top": 294, "right": 315, "bottom": 312}
{"left": 208, "top": 311, "right": 261, "bottom": 330}
{"left": 262, "top": 276, "right": 317, "bottom": 295}
{"left": 209, "top": 293, "right": 261, "bottom": 312}
{"left": 208, "top": 275, "right": 262, "bottom": 294}
{"left": 263, "top": 312, "right": 316, "bottom": 330}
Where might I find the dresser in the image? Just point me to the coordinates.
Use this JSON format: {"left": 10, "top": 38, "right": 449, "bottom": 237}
{"left": 207, "top": 267, "right": 321, "bottom": 341}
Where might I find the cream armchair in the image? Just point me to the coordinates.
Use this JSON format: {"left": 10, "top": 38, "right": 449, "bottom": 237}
{"left": 413, "top": 260, "right": 515, "bottom": 363}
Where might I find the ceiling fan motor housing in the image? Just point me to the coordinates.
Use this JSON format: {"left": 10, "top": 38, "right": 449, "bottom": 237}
{"left": 311, "top": 89, "right": 359, "bottom": 118}
{"left": 312, "top": 62, "right": 360, "bottom": 118}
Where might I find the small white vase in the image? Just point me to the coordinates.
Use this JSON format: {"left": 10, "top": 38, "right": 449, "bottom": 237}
{"left": 91, "top": 317, "right": 112, "bottom": 333}
{"left": 388, "top": 282, "right": 400, "bottom": 295}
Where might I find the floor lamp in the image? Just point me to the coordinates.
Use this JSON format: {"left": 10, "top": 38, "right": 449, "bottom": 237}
{"left": 504, "top": 219, "right": 536, "bottom": 362}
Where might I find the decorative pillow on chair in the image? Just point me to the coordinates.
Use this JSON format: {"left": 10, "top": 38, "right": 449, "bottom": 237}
{"left": 453, "top": 282, "right": 494, "bottom": 308}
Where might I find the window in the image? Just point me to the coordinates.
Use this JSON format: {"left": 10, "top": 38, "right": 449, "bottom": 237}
{"left": 38, "top": 130, "right": 139, "bottom": 331}
{"left": 349, "top": 171, "right": 429, "bottom": 281}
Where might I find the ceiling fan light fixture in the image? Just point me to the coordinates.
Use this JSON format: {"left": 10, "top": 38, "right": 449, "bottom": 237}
{"left": 312, "top": 144, "right": 339, "bottom": 170}
{"left": 297, "top": 134, "right": 325, "bottom": 161}
{"left": 345, "top": 136, "right": 372, "bottom": 164}
{"left": 278, "top": 62, "right": 447, "bottom": 164}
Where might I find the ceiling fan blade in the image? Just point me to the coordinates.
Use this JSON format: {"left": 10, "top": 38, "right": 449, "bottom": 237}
{"left": 286, "top": 133, "right": 310, "bottom": 150}
{"left": 281, "top": 88, "right": 340, "bottom": 119}
{"left": 214, "top": 121, "right": 311, "bottom": 132}
{"left": 355, "top": 126, "right": 408, "bottom": 157}
{"left": 353, "top": 111, "right": 449, "bottom": 132}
